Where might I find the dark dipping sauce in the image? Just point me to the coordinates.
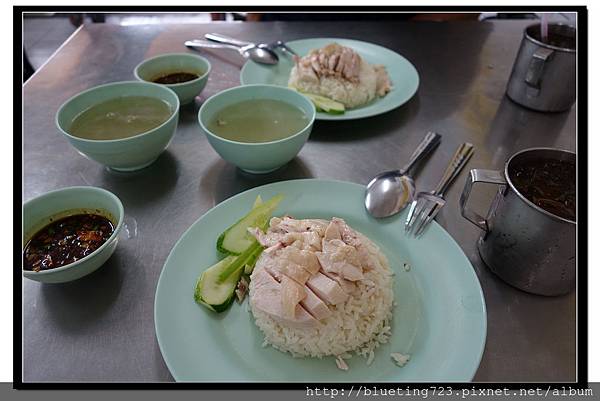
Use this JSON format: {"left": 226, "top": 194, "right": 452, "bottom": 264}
{"left": 510, "top": 158, "right": 576, "bottom": 221}
{"left": 23, "top": 213, "right": 115, "bottom": 272}
{"left": 152, "top": 72, "right": 199, "bottom": 85}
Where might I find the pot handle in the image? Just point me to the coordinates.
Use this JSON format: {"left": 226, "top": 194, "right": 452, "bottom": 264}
{"left": 459, "top": 169, "right": 507, "bottom": 232}
{"left": 525, "top": 47, "right": 554, "bottom": 89}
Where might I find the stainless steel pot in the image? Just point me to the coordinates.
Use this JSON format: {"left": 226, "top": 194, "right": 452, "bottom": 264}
{"left": 460, "top": 148, "right": 576, "bottom": 296}
{"left": 506, "top": 23, "right": 576, "bottom": 112}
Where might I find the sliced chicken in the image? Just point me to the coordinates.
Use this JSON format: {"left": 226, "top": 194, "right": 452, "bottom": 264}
{"left": 318, "top": 252, "right": 363, "bottom": 281}
{"left": 281, "top": 247, "right": 321, "bottom": 275}
{"left": 250, "top": 230, "right": 318, "bottom": 251}
{"left": 322, "top": 239, "right": 361, "bottom": 265}
{"left": 374, "top": 64, "right": 392, "bottom": 96}
{"left": 248, "top": 227, "right": 280, "bottom": 248}
{"left": 278, "top": 261, "right": 312, "bottom": 285}
{"left": 251, "top": 267, "right": 318, "bottom": 327}
{"left": 330, "top": 218, "right": 360, "bottom": 246}
{"left": 324, "top": 221, "right": 342, "bottom": 241}
{"left": 310, "top": 55, "right": 322, "bottom": 75}
{"left": 282, "top": 231, "right": 322, "bottom": 251}
{"left": 250, "top": 217, "right": 376, "bottom": 326}
{"left": 318, "top": 238, "right": 364, "bottom": 281}
{"left": 356, "top": 246, "right": 375, "bottom": 271}
{"left": 328, "top": 53, "right": 340, "bottom": 71}
{"left": 280, "top": 275, "right": 306, "bottom": 319}
{"left": 300, "top": 285, "right": 332, "bottom": 320}
{"left": 257, "top": 251, "right": 311, "bottom": 285}
{"left": 293, "top": 55, "right": 319, "bottom": 85}
{"left": 342, "top": 51, "right": 359, "bottom": 81}
{"left": 257, "top": 244, "right": 332, "bottom": 319}
{"left": 264, "top": 242, "right": 283, "bottom": 254}
{"left": 272, "top": 217, "right": 328, "bottom": 236}
{"left": 268, "top": 216, "right": 283, "bottom": 229}
{"left": 330, "top": 218, "right": 374, "bottom": 271}
{"left": 257, "top": 252, "right": 283, "bottom": 281}
{"left": 306, "top": 272, "right": 348, "bottom": 305}
{"left": 334, "top": 49, "right": 349, "bottom": 74}
{"left": 321, "top": 270, "right": 357, "bottom": 294}
{"left": 294, "top": 42, "right": 362, "bottom": 83}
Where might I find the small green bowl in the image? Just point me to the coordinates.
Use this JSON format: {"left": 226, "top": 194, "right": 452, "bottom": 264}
{"left": 198, "top": 84, "right": 316, "bottom": 174}
{"left": 56, "top": 81, "right": 180, "bottom": 172}
{"left": 134, "top": 53, "right": 211, "bottom": 105}
{"left": 22, "top": 186, "right": 124, "bottom": 284}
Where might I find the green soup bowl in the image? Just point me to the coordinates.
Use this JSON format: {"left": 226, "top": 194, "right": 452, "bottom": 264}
{"left": 22, "top": 186, "right": 124, "bottom": 284}
{"left": 56, "top": 81, "right": 179, "bottom": 172}
{"left": 198, "top": 84, "right": 316, "bottom": 174}
{"left": 134, "top": 53, "right": 211, "bottom": 105}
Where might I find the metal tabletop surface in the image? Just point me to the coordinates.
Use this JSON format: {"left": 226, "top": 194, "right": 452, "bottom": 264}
{"left": 22, "top": 20, "right": 576, "bottom": 382}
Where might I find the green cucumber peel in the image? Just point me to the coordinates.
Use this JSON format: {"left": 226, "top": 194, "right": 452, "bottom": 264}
{"left": 217, "top": 241, "right": 262, "bottom": 282}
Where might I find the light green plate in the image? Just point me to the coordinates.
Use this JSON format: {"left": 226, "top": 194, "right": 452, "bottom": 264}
{"left": 240, "top": 38, "right": 419, "bottom": 120}
{"left": 154, "top": 179, "right": 486, "bottom": 382}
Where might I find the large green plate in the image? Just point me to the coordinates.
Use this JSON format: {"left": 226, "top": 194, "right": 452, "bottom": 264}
{"left": 240, "top": 38, "right": 419, "bottom": 120}
{"left": 154, "top": 179, "right": 486, "bottom": 382}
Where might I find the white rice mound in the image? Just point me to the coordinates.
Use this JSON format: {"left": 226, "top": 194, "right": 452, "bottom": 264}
{"left": 249, "top": 230, "right": 394, "bottom": 360}
{"left": 288, "top": 59, "right": 378, "bottom": 109}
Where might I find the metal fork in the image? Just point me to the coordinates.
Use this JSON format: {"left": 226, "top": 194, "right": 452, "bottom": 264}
{"left": 405, "top": 142, "right": 475, "bottom": 237}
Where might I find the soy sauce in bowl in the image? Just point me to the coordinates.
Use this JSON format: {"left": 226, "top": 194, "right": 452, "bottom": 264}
{"left": 23, "top": 213, "right": 115, "bottom": 272}
{"left": 152, "top": 72, "right": 199, "bottom": 85}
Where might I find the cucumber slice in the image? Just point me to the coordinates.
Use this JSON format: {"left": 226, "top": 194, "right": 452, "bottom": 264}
{"left": 303, "top": 93, "right": 345, "bottom": 114}
{"left": 243, "top": 245, "right": 264, "bottom": 275}
{"left": 252, "top": 195, "right": 263, "bottom": 208}
{"left": 217, "top": 242, "right": 261, "bottom": 282}
{"left": 194, "top": 256, "right": 239, "bottom": 312}
{"left": 216, "top": 194, "right": 283, "bottom": 255}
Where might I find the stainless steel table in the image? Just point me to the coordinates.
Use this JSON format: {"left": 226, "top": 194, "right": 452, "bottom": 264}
{"left": 22, "top": 20, "right": 576, "bottom": 382}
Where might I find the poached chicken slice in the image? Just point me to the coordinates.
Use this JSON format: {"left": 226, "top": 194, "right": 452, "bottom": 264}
{"left": 257, "top": 250, "right": 311, "bottom": 285}
{"left": 250, "top": 217, "right": 375, "bottom": 328}
{"left": 306, "top": 272, "right": 348, "bottom": 305}
{"left": 281, "top": 247, "right": 321, "bottom": 275}
{"left": 319, "top": 238, "right": 364, "bottom": 281}
{"left": 300, "top": 285, "right": 332, "bottom": 320}
{"left": 251, "top": 267, "right": 318, "bottom": 327}
{"left": 280, "top": 275, "right": 306, "bottom": 319}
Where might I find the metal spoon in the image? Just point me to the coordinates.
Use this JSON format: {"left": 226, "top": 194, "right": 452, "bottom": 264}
{"left": 205, "top": 33, "right": 297, "bottom": 56}
{"left": 184, "top": 40, "right": 279, "bottom": 65}
{"left": 365, "top": 131, "right": 441, "bottom": 218}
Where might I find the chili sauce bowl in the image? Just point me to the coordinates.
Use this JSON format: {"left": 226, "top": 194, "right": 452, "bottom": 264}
{"left": 22, "top": 186, "right": 124, "bottom": 284}
{"left": 198, "top": 84, "right": 316, "bottom": 174}
{"left": 56, "top": 81, "right": 180, "bottom": 172}
{"left": 134, "top": 53, "right": 211, "bottom": 105}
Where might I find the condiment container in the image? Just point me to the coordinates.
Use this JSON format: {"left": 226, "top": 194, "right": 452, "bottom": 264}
{"left": 459, "top": 148, "right": 576, "bottom": 295}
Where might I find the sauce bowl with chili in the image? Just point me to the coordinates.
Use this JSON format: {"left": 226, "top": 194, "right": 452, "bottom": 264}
{"left": 23, "top": 186, "right": 124, "bottom": 283}
{"left": 134, "top": 53, "right": 211, "bottom": 105}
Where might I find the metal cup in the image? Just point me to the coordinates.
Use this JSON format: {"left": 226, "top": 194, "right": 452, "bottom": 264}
{"left": 506, "top": 23, "right": 576, "bottom": 112}
{"left": 459, "top": 148, "right": 576, "bottom": 296}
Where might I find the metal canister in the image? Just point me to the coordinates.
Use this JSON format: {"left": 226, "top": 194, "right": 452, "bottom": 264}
{"left": 459, "top": 148, "right": 576, "bottom": 296}
{"left": 506, "top": 23, "right": 576, "bottom": 112}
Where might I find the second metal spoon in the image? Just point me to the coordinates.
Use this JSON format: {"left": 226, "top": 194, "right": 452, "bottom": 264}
{"left": 184, "top": 40, "right": 279, "bottom": 65}
{"left": 205, "top": 33, "right": 297, "bottom": 56}
{"left": 365, "top": 131, "right": 441, "bottom": 218}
